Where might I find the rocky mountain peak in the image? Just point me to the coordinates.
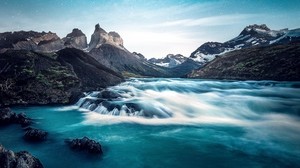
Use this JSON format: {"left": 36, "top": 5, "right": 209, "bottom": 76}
{"left": 240, "top": 24, "right": 271, "bottom": 36}
{"left": 66, "top": 28, "right": 85, "bottom": 37}
{"left": 63, "top": 28, "right": 87, "bottom": 50}
{"left": 94, "top": 23, "right": 107, "bottom": 33}
{"left": 88, "top": 24, "right": 124, "bottom": 51}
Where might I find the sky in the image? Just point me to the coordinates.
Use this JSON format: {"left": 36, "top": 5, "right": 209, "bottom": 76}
{"left": 0, "top": 0, "right": 299, "bottom": 58}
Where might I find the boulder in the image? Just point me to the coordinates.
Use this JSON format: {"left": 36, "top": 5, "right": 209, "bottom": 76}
{"left": 100, "top": 89, "right": 122, "bottom": 99}
{"left": 24, "top": 128, "right": 48, "bottom": 142}
{"left": 65, "top": 137, "right": 103, "bottom": 154}
{"left": 0, "top": 108, "right": 31, "bottom": 127}
{"left": 0, "top": 108, "right": 14, "bottom": 125}
{"left": 15, "top": 113, "right": 32, "bottom": 127}
{"left": 0, "top": 144, "right": 43, "bottom": 168}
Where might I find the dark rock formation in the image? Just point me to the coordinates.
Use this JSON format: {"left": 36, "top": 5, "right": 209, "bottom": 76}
{"left": 14, "top": 113, "right": 32, "bottom": 127}
{"left": 65, "top": 137, "right": 103, "bottom": 154}
{"left": 0, "top": 108, "right": 31, "bottom": 127}
{"left": 24, "top": 128, "right": 48, "bottom": 142}
{"left": 0, "top": 145, "right": 43, "bottom": 168}
{"left": 100, "top": 89, "right": 122, "bottom": 99}
{"left": 63, "top": 28, "right": 87, "bottom": 50}
{"left": 0, "top": 48, "right": 123, "bottom": 106}
{"left": 0, "top": 50, "right": 80, "bottom": 106}
{"left": 0, "top": 108, "right": 15, "bottom": 125}
{"left": 187, "top": 43, "right": 300, "bottom": 81}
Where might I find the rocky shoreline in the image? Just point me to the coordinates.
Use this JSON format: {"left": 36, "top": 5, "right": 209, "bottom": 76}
{"left": 0, "top": 107, "right": 103, "bottom": 168}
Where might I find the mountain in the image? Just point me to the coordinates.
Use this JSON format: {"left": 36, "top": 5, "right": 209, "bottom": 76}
{"left": 190, "top": 24, "right": 300, "bottom": 64}
{"left": 62, "top": 28, "right": 87, "bottom": 50}
{"left": 0, "top": 31, "right": 64, "bottom": 53}
{"left": 0, "top": 28, "right": 89, "bottom": 53}
{"left": 132, "top": 52, "right": 146, "bottom": 60}
{"left": 171, "top": 58, "right": 203, "bottom": 77}
{"left": 187, "top": 43, "right": 300, "bottom": 81}
{"left": 148, "top": 54, "right": 187, "bottom": 68}
{"left": 88, "top": 24, "right": 173, "bottom": 77}
{"left": 0, "top": 48, "right": 123, "bottom": 106}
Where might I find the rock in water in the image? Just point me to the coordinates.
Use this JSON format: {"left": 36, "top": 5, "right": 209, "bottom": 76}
{"left": 24, "top": 128, "right": 48, "bottom": 142}
{"left": 15, "top": 113, "right": 32, "bottom": 127}
{"left": 0, "top": 108, "right": 31, "bottom": 127}
{"left": 0, "top": 145, "right": 43, "bottom": 168}
{"left": 65, "top": 137, "right": 103, "bottom": 154}
{"left": 0, "top": 108, "right": 14, "bottom": 125}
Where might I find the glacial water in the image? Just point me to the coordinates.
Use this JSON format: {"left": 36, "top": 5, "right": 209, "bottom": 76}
{"left": 1, "top": 78, "right": 300, "bottom": 168}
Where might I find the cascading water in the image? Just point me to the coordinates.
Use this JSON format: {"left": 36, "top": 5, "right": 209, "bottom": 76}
{"left": 75, "top": 78, "right": 300, "bottom": 126}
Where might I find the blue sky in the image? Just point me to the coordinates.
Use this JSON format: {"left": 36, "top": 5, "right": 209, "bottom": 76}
{"left": 0, "top": 0, "right": 299, "bottom": 58}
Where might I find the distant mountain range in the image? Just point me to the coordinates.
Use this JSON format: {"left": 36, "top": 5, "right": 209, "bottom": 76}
{"left": 187, "top": 24, "right": 300, "bottom": 80}
{"left": 189, "top": 24, "right": 300, "bottom": 64}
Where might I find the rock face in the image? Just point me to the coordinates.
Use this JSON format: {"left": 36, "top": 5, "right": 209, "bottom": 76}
{"left": 63, "top": 28, "right": 87, "bottom": 50}
{"left": 24, "top": 128, "right": 48, "bottom": 142}
{"left": 0, "top": 145, "right": 43, "bottom": 168}
{"left": 88, "top": 24, "right": 124, "bottom": 51}
{"left": 65, "top": 137, "right": 103, "bottom": 154}
{"left": 57, "top": 48, "right": 124, "bottom": 91}
{"left": 187, "top": 43, "right": 300, "bottom": 81}
{"left": 190, "top": 24, "right": 300, "bottom": 64}
{"left": 0, "top": 31, "right": 64, "bottom": 53}
{"left": 0, "top": 48, "right": 123, "bottom": 106}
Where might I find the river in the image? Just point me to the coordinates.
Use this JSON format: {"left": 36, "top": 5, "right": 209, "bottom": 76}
{"left": 1, "top": 78, "right": 300, "bottom": 167}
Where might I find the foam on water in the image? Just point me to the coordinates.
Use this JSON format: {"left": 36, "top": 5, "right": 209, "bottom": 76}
{"left": 76, "top": 78, "right": 300, "bottom": 128}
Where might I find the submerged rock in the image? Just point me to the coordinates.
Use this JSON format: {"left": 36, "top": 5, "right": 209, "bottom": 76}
{"left": 65, "top": 137, "right": 103, "bottom": 154}
{"left": 24, "top": 128, "right": 48, "bottom": 142}
{"left": 0, "top": 144, "right": 43, "bottom": 168}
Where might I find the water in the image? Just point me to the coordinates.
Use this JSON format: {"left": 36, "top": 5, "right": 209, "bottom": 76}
{"left": 1, "top": 78, "right": 300, "bottom": 168}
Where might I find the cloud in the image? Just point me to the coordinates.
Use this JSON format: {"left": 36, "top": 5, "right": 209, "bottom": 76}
{"left": 152, "top": 14, "right": 260, "bottom": 28}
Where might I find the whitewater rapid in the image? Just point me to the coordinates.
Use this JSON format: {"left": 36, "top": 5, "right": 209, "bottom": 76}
{"left": 75, "top": 78, "right": 300, "bottom": 129}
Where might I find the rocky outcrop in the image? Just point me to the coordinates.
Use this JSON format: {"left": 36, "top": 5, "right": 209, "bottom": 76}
{"left": 0, "top": 145, "right": 43, "bottom": 168}
{"left": 187, "top": 43, "right": 300, "bottom": 81}
{"left": 65, "top": 137, "right": 103, "bottom": 154}
{"left": 24, "top": 128, "right": 48, "bottom": 142}
{"left": 0, "top": 48, "right": 123, "bottom": 106}
{"left": 0, "top": 31, "right": 64, "bottom": 53}
{"left": 0, "top": 108, "right": 31, "bottom": 127}
{"left": 88, "top": 24, "right": 124, "bottom": 51}
{"left": 63, "top": 28, "right": 87, "bottom": 50}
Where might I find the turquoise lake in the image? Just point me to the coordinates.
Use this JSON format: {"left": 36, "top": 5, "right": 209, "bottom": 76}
{"left": 1, "top": 78, "right": 300, "bottom": 168}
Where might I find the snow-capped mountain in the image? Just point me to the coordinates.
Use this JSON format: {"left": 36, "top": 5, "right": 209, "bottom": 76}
{"left": 149, "top": 54, "right": 187, "bottom": 68}
{"left": 190, "top": 24, "right": 300, "bottom": 63}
